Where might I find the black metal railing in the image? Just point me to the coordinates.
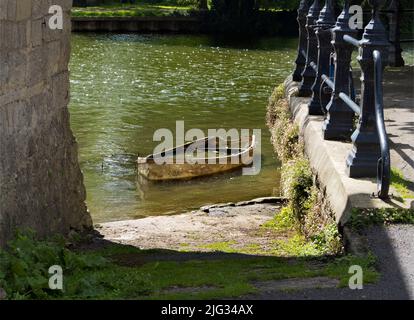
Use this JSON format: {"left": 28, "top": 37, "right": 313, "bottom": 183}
{"left": 292, "top": 0, "right": 392, "bottom": 199}
{"left": 373, "top": 50, "right": 391, "bottom": 199}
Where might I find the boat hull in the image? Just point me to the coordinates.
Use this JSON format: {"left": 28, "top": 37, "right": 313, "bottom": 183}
{"left": 137, "top": 161, "right": 247, "bottom": 181}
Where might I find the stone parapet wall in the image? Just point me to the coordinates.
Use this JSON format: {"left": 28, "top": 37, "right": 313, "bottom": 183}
{"left": 0, "top": 0, "right": 92, "bottom": 246}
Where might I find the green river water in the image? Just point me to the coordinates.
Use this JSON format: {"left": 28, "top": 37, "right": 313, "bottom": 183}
{"left": 69, "top": 33, "right": 414, "bottom": 223}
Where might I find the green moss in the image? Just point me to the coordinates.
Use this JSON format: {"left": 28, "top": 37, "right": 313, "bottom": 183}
{"left": 242, "top": 243, "right": 263, "bottom": 254}
{"left": 271, "top": 234, "right": 321, "bottom": 257}
{"left": 199, "top": 241, "right": 237, "bottom": 253}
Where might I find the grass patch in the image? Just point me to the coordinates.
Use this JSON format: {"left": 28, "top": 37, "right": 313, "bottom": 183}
{"left": 119, "top": 250, "right": 378, "bottom": 299}
{"left": 347, "top": 207, "right": 414, "bottom": 231}
{"left": 198, "top": 242, "right": 267, "bottom": 256}
{"left": 101, "top": 244, "right": 378, "bottom": 299}
{"left": 271, "top": 234, "right": 322, "bottom": 257}
{"left": 391, "top": 167, "right": 413, "bottom": 201}
{"left": 325, "top": 253, "right": 379, "bottom": 287}
{"left": 72, "top": 3, "right": 196, "bottom": 18}
{"left": 0, "top": 231, "right": 151, "bottom": 300}
{"left": 0, "top": 232, "right": 379, "bottom": 300}
{"left": 262, "top": 218, "right": 342, "bottom": 257}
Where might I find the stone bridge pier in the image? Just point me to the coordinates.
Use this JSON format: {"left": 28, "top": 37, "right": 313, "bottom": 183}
{"left": 0, "top": 0, "right": 92, "bottom": 246}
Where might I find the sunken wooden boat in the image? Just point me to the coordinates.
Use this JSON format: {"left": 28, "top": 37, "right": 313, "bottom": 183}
{"left": 137, "top": 135, "right": 256, "bottom": 181}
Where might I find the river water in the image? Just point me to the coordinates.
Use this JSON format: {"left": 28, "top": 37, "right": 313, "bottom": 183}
{"left": 69, "top": 33, "right": 414, "bottom": 223}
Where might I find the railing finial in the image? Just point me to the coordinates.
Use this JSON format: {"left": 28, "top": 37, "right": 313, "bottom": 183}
{"left": 336, "top": 0, "right": 352, "bottom": 28}
{"left": 308, "top": 0, "right": 336, "bottom": 114}
{"left": 293, "top": 0, "right": 312, "bottom": 82}
{"left": 298, "top": 0, "right": 310, "bottom": 11}
{"left": 298, "top": 0, "right": 323, "bottom": 97}
{"left": 317, "top": 0, "right": 336, "bottom": 27}
{"left": 309, "top": 0, "right": 322, "bottom": 15}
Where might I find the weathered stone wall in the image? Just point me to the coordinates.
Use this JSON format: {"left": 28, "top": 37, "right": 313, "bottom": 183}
{"left": 0, "top": 0, "right": 92, "bottom": 246}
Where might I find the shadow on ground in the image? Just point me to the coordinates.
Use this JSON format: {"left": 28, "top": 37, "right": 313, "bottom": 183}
{"left": 246, "top": 225, "right": 413, "bottom": 300}
{"left": 81, "top": 224, "right": 413, "bottom": 300}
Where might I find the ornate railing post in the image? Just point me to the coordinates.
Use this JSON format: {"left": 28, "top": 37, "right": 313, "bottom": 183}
{"left": 308, "top": 0, "right": 336, "bottom": 115}
{"left": 323, "top": 0, "right": 358, "bottom": 140}
{"left": 387, "top": 0, "right": 405, "bottom": 67}
{"left": 298, "top": 0, "right": 322, "bottom": 97}
{"left": 293, "top": 0, "right": 311, "bottom": 82}
{"left": 346, "top": 0, "right": 390, "bottom": 178}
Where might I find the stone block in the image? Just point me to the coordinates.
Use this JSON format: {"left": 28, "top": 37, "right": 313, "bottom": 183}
{"left": 0, "top": 0, "right": 92, "bottom": 247}
{"left": 51, "top": 71, "right": 70, "bottom": 108}
{"left": 26, "top": 46, "right": 46, "bottom": 86}
{"left": 16, "top": 0, "right": 32, "bottom": 21}
{"left": 44, "top": 39, "right": 61, "bottom": 77}
{"left": 0, "top": 20, "right": 29, "bottom": 50}
{"left": 0, "top": 0, "right": 8, "bottom": 20}
{"left": 32, "top": 0, "right": 52, "bottom": 20}
{"left": 31, "top": 18, "right": 43, "bottom": 47}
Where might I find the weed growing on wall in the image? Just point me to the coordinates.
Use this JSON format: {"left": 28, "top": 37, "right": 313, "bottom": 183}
{"left": 266, "top": 83, "right": 343, "bottom": 256}
{"left": 266, "top": 84, "right": 302, "bottom": 163}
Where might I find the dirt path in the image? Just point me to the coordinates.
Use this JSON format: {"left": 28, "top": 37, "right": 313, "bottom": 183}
{"left": 98, "top": 198, "right": 284, "bottom": 254}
